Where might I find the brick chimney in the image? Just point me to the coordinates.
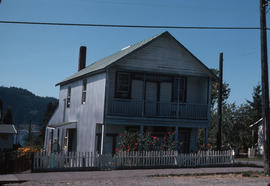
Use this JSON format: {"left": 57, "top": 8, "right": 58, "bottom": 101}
{"left": 78, "top": 46, "right": 87, "bottom": 71}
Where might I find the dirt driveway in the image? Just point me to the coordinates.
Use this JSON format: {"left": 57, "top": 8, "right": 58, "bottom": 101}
{"left": 1, "top": 167, "right": 270, "bottom": 186}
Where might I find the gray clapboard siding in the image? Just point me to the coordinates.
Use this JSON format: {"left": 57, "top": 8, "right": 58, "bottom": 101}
{"left": 118, "top": 35, "right": 210, "bottom": 77}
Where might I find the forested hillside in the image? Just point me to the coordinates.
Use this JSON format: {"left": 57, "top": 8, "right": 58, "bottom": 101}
{"left": 0, "top": 86, "right": 57, "bottom": 125}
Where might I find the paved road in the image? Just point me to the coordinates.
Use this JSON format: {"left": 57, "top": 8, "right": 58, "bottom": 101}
{"left": 1, "top": 167, "right": 269, "bottom": 186}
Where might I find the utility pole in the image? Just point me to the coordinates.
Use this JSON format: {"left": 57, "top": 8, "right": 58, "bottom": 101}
{"left": 216, "top": 52, "right": 223, "bottom": 150}
{"left": 260, "top": 0, "right": 270, "bottom": 174}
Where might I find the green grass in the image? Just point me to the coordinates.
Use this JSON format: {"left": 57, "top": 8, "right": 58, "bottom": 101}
{"left": 149, "top": 171, "right": 265, "bottom": 178}
{"left": 236, "top": 156, "right": 263, "bottom": 162}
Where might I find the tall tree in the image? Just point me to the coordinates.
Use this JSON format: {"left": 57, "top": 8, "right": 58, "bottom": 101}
{"left": 3, "top": 107, "right": 13, "bottom": 124}
{"left": 40, "top": 102, "right": 58, "bottom": 145}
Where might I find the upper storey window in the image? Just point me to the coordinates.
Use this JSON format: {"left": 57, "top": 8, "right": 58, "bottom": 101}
{"left": 115, "top": 72, "right": 131, "bottom": 99}
{"left": 172, "top": 77, "right": 186, "bottom": 103}
{"left": 81, "top": 79, "right": 87, "bottom": 104}
{"left": 66, "top": 87, "right": 71, "bottom": 108}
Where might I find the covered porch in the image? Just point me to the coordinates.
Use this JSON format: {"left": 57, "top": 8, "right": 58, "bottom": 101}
{"left": 96, "top": 123, "right": 209, "bottom": 155}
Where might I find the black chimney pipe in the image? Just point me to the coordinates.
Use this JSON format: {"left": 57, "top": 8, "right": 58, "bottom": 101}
{"left": 78, "top": 46, "right": 87, "bottom": 71}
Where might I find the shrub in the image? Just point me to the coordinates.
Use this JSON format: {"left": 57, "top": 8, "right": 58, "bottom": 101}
{"left": 118, "top": 130, "right": 178, "bottom": 152}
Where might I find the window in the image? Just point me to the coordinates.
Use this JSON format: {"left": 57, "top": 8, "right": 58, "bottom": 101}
{"left": 66, "top": 87, "right": 71, "bottom": 108}
{"left": 115, "top": 72, "right": 131, "bottom": 99}
{"left": 81, "top": 79, "right": 87, "bottom": 104}
{"left": 172, "top": 77, "right": 186, "bottom": 103}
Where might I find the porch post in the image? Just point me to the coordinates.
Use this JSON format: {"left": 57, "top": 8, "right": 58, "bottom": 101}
{"left": 175, "top": 126, "right": 179, "bottom": 151}
{"left": 204, "top": 128, "right": 208, "bottom": 146}
{"left": 139, "top": 125, "right": 144, "bottom": 150}
{"left": 140, "top": 125, "right": 144, "bottom": 135}
{"left": 100, "top": 124, "right": 105, "bottom": 155}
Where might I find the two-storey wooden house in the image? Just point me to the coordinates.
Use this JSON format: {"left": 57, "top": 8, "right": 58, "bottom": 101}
{"left": 44, "top": 31, "right": 216, "bottom": 154}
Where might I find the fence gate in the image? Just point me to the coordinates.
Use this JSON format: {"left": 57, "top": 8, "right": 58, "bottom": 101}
{"left": 97, "top": 154, "right": 115, "bottom": 170}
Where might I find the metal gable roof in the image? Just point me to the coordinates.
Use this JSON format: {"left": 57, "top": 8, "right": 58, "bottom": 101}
{"left": 56, "top": 31, "right": 216, "bottom": 86}
{"left": 56, "top": 32, "right": 164, "bottom": 86}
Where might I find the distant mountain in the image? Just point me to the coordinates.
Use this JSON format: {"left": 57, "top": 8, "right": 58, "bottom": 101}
{"left": 0, "top": 86, "right": 58, "bottom": 126}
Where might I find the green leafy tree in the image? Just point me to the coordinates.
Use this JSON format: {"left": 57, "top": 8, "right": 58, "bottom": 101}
{"left": 246, "top": 84, "right": 262, "bottom": 146}
{"left": 3, "top": 107, "right": 13, "bottom": 124}
{"left": 210, "top": 69, "right": 231, "bottom": 108}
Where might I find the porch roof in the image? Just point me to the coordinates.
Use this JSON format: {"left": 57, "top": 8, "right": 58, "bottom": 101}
{"left": 47, "top": 121, "right": 77, "bottom": 129}
{"left": 0, "top": 124, "right": 17, "bottom": 134}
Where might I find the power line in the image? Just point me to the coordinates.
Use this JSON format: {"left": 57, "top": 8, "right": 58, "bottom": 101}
{"left": 0, "top": 20, "right": 268, "bottom": 30}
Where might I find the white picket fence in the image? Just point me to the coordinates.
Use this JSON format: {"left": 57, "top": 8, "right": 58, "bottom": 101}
{"left": 33, "top": 150, "right": 234, "bottom": 171}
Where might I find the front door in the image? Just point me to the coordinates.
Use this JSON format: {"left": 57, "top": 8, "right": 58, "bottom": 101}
{"left": 159, "top": 82, "right": 172, "bottom": 116}
{"left": 145, "top": 81, "right": 172, "bottom": 116}
{"left": 179, "top": 129, "right": 190, "bottom": 153}
{"left": 145, "top": 81, "right": 158, "bottom": 116}
{"left": 67, "top": 129, "right": 77, "bottom": 152}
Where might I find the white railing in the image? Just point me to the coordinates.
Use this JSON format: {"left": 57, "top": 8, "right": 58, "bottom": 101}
{"left": 33, "top": 150, "right": 234, "bottom": 171}
{"left": 108, "top": 99, "right": 208, "bottom": 120}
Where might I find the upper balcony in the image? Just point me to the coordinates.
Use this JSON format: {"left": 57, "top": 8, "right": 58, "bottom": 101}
{"left": 108, "top": 98, "right": 208, "bottom": 120}
{"left": 106, "top": 70, "right": 210, "bottom": 121}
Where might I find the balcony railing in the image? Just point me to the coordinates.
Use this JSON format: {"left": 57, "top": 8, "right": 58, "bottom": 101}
{"left": 108, "top": 99, "right": 208, "bottom": 120}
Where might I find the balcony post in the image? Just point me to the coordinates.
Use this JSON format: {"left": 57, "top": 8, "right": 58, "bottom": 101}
{"left": 176, "top": 78, "right": 180, "bottom": 119}
{"left": 142, "top": 72, "right": 146, "bottom": 117}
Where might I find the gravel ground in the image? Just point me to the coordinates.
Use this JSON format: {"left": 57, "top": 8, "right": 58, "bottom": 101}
{"left": 1, "top": 167, "right": 270, "bottom": 186}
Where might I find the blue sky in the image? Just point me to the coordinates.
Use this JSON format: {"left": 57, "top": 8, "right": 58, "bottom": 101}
{"left": 0, "top": 0, "right": 267, "bottom": 105}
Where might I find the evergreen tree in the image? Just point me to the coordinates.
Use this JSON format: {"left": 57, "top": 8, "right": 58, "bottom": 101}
{"left": 3, "top": 107, "right": 13, "bottom": 124}
{"left": 247, "top": 84, "right": 262, "bottom": 121}
{"left": 40, "top": 102, "right": 58, "bottom": 145}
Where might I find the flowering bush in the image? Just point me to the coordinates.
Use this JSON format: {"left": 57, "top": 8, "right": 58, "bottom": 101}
{"left": 199, "top": 143, "right": 212, "bottom": 151}
{"left": 118, "top": 130, "right": 178, "bottom": 152}
{"left": 16, "top": 146, "right": 40, "bottom": 156}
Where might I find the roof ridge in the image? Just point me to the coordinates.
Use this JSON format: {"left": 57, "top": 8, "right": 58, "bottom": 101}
{"left": 56, "top": 31, "right": 168, "bottom": 86}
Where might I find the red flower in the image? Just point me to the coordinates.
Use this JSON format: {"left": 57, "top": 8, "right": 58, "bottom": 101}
{"left": 164, "top": 136, "right": 167, "bottom": 140}
{"left": 135, "top": 142, "right": 139, "bottom": 146}
{"left": 168, "top": 132, "right": 171, "bottom": 135}
{"left": 120, "top": 133, "right": 123, "bottom": 137}
{"left": 115, "top": 148, "right": 119, "bottom": 153}
{"left": 203, "top": 143, "right": 206, "bottom": 148}
{"left": 153, "top": 136, "right": 157, "bottom": 140}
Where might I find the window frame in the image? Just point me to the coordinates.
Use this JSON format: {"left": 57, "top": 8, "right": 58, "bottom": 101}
{"left": 66, "top": 86, "right": 71, "bottom": 108}
{"left": 115, "top": 71, "right": 131, "bottom": 99}
{"left": 81, "top": 79, "right": 87, "bottom": 104}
